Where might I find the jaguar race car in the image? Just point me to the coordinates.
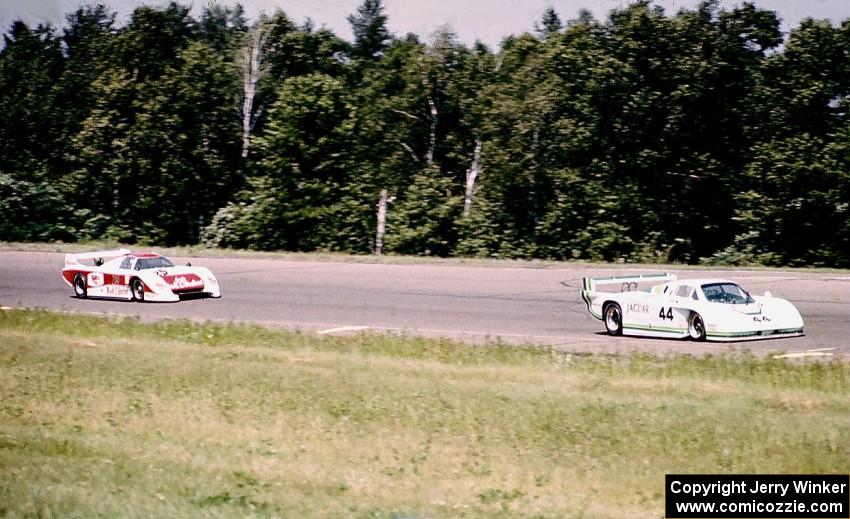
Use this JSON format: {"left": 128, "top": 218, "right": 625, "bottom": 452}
{"left": 581, "top": 273, "right": 803, "bottom": 341}
{"left": 61, "top": 249, "right": 221, "bottom": 302}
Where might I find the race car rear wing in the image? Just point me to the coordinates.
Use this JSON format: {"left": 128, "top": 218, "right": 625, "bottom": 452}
{"left": 64, "top": 248, "right": 131, "bottom": 266}
{"left": 581, "top": 272, "right": 676, "bottom": 295}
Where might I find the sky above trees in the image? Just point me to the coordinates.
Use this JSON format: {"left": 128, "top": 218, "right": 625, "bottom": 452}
{"left": 3, "top": 0, "right": 850, "bottom": 48}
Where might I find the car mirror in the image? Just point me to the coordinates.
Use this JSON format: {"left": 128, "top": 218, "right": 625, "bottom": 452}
{"left": 764, "top": 291, "right": 772, "bottom": 297}
{"left": 186, "top": 262, "right": 192, "bottom": 266}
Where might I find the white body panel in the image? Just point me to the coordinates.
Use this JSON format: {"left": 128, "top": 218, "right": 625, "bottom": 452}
{"left": 581, "top": 273, "right": 804, "bottom": 342}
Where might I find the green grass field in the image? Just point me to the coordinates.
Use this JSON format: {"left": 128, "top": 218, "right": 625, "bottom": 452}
{"left": 1, "top": 309, "right": 848, "bottom": 518}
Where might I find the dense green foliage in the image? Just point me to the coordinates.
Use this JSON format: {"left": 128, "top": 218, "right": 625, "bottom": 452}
{"left": 1, "top": 1, "right": 849, "bottom": 266}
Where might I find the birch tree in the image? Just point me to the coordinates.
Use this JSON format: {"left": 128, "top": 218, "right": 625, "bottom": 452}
{"left": 463, "top": 138, "right": 482, "bottom": 216}
{"left": 239, "top": 18, "right": 272, "bottom": 158}
{"left": 374, "top": 189, "right": 393, "bottom": 254}
{"left": 423, "top": 78, "right": 438, "bottom": 167}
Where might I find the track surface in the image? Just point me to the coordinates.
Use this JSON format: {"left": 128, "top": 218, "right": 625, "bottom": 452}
{"left": 1, "top": 251, "right": 848, "bottom": 357}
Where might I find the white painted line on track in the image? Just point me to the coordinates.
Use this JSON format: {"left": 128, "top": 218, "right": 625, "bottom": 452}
{"left": 317, "top": 325, "right": 370, "bottom": 335}
{"left": 822, "top": 276, "right": 850, "bottom": 282}
{"left": 726, "top": 276, "right": 798, "bottom": 281}
{"left": 359, "top": 325, "right": 612, "bottom": 343}
{"left": 805, "top": 347, "right": 837, "bottom": 352}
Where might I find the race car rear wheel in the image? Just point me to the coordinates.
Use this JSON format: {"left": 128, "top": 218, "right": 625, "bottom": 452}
{"left": 130, "top": 278, "right": 145, "bottom": 302}
{"left": 603, "top": 303, "right": 623, "bottom": 336}
{"left": 688, "top": 312, "right": 706, "bottom": 341}
{"left": 73, "top": 274, "right": 87, "bottom": 298}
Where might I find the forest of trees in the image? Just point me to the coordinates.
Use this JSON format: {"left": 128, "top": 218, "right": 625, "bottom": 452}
{"left": 1, "top": 0, "right": 849, "bottom": 266}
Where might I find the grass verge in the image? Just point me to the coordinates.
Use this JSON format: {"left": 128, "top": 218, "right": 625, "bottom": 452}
{"left": 4, "top": 240, "right": 850, "bottom": 272}
{"left": 1, "top": 309, "right": 848, "bottom": 518}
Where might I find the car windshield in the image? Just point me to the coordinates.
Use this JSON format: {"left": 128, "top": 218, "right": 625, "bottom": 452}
{"left": 700, "top": 283, "right": 755, "bottom": 304}
{"left": 135, "top": 256, "right": 175, "bottom": 269}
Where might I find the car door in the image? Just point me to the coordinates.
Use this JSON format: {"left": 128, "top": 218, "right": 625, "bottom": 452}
{"left": 649, "top": 284, "right": 679, "bottom": 332}
{"left": 619, "top": 293, "right": 651, "bottom": 329}
{"left": 658, "top": 284, "right": 694, "bottom": 332}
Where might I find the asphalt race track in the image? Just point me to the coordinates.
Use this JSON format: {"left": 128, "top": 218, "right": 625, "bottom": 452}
{"left": 1, "top": 250, "right": 848, "bottom": 357}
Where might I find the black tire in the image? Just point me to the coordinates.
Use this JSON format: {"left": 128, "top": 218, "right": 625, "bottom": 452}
{"left": 73, "top": 274, "right": 87, "bottom": 298}
{"left": 688, "top": 312, "right": 706, "bottom": 341}
{"left": 130, "top": 278, "right": 145, "bottom": 302}
{"left": 603, "top": 302, "right": 623, "bottom": 336}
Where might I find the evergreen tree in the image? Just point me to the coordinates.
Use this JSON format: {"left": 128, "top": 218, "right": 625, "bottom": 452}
{"left": 199, "top": 2, "right": 247, "bottom": 56}
{"left": 535, "top": 7, "right": 563, "bottom": 39}
{"left": 385, "top": 165, "right": 461, "bottom": 256}
{"left": 205, "top": 73, "right": 353, "bottom": 250}
{"left": 348, "top": 0, "right": 391, "bottom": 60}
{"left": 57, "top": 4, "right": 118, "bottom": 135}
{"left": 0, "top": 21, "right": 64, "bottom": 181}
{"left": 118, "top": 2, "right": 195, "bottom": 81}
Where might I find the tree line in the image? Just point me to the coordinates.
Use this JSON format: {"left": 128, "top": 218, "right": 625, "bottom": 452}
{"left": 1, "top": 0, "right": 848, "bottom": 266}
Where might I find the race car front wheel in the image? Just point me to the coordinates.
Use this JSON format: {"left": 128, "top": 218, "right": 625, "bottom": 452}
{"left": 688, "top": 312, "right": 706, "bottom": 341}
{"left": 130, "top": 279, "right": 145, "bottom": 302}
{"left": 73, "top": 274, "right": 87, "bottom": 298}
{"left": 604, "top": 303, "right": 623, "bottom": 336}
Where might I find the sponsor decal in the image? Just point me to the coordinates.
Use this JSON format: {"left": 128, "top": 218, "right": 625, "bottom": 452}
{"left": 163, "top": 273, "right": 204, "bottom": 291}
{"left": 753, "top": 316, "right": 772, "bottom": 322}
{"left": 105, "top": 285, "right": 129, "bottom": 297}
{"left": 88, "top": 272, "right": 104, "bottom": 287}
{"left": 626, "top": 303, "right": 649, "bottom": 314}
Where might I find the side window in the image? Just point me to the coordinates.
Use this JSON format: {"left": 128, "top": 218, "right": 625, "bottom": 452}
{"left": 120, "top": 257, "right": 132, "bottom": 269}
{"left": 676, "top": 285, "right": 691, "bottom": 298}
{"left": 692, "top": 290, "right": 699, "bottom": 301}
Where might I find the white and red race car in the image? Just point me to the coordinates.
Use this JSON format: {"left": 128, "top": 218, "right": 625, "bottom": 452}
{"left": 61, "top": 249, "right": 221, "bottom": 302}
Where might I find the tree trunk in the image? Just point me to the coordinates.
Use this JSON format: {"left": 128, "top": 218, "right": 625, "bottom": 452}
{"left": 463, "top": 138, "right": 483, "bottom": 217}
{"left": 375, "top": 189, "right": 388, "bottom": 255}
{"left": 423, "top": 79, "right": 438, "bottom": 167}
{"left": 240, "top": 23, "right": 270, "bottom": 159}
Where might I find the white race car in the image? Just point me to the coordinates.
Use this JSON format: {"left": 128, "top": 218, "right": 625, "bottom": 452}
{"left": 61, "top": 249, "right": 221, "bottom": 302}
{"left": 581, "top": 273, "right": 803, "bottom": 341}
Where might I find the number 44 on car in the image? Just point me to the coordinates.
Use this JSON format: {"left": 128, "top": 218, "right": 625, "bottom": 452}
{"left": 581, "top": 273, "right": 803, "bottom": 341}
